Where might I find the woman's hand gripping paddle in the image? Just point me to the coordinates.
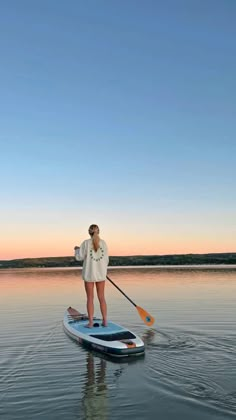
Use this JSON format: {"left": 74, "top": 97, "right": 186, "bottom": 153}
{"left": 106, "top": 275, "right": 155, "bottom": 327}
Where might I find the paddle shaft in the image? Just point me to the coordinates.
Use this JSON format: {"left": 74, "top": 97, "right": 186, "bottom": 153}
{"left": 106, "top": 275, "right": 137, "bottom": 307}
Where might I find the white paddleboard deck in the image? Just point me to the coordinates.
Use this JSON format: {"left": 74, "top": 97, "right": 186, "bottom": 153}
{"left": 63, "top": 307, "right": 145, "bottom": 357}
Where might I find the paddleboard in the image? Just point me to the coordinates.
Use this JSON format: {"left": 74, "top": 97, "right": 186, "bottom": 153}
{"left": 63, "top": 307, "right": 145, "bottom": 357}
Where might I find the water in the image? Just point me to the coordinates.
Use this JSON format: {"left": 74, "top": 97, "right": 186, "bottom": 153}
{"left": 0, "top": 266, "right": 235, "bottom": 419}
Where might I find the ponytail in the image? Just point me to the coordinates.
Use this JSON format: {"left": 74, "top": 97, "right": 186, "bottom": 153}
{"left": 92, "top": 231, "right": 100, "bottom": 252}
{"left": 88, "top": 224, "right": 100, "bottom": 252}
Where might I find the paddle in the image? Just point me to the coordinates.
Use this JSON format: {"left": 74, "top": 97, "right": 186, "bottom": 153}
{"left": 106, "top": 275, "right": 155, "bottom": 327}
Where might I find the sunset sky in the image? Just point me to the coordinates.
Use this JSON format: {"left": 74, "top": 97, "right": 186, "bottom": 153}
{"left": 1, "top": 1, "right": 236, "bottom": 260}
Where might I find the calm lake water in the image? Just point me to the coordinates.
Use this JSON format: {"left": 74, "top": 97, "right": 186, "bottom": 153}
{"left": 0, "top": 266, "right": 236, "bottom": 420}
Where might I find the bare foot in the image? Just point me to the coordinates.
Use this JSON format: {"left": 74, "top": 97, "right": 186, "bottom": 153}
{"left": 102, "top": 321, "right": 108, "bottom": 327}
{"left": 84, "top": 324, "right": 93, "bottom": 328}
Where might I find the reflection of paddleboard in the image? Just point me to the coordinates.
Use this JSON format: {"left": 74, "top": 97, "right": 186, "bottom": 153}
{"left": 63, "top": 307, "right": 145, "bottom": 357}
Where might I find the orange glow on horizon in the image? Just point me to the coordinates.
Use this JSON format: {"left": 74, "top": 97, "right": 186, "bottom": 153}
{"left": 1, "top": 241, "right": 235, "bottom": 261}
{"left": 1, "top": 222, "right": 235, "bottom": 260}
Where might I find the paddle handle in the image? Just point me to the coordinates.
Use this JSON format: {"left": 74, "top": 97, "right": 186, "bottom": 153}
{"left": 106, "top": 275, "right": 137, "bottom": 307}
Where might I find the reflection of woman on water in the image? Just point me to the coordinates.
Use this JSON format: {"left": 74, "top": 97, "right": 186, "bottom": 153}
{"left": 81, "top": 353, "right": 108, "bottom": 420}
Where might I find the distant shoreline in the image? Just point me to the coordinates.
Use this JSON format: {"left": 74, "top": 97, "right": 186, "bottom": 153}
{"left": 0, "top": 252, "right": 236, "bottom": 269}
{"left": 1, "top": 265, "right": 236, "bottom": 272}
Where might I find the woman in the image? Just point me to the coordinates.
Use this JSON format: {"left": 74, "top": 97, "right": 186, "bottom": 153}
{"left": 74, "top": 224, "right": 109, "bottom": 328}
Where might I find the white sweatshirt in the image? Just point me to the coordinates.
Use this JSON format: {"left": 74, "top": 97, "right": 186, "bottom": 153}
{"left": 74, "top": 238, "right": 109, "bottom": 282}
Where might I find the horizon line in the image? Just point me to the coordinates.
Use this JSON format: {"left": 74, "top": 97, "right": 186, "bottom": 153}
{"left": 1, "top": 251, "right": 236, "bottom": 262}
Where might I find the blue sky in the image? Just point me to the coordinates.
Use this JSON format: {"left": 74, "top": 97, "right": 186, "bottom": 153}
{"left": 0, "top": 1, "right": 236, "bottom": 258}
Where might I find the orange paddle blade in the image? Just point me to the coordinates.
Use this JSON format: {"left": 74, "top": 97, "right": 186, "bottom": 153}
{"left": 136, "top": 306, "right": 155, "bottom": 327}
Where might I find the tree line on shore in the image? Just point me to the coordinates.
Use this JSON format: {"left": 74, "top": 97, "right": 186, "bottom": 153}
{"left": 0, "top": 253, "right": 236, "bottom": 269}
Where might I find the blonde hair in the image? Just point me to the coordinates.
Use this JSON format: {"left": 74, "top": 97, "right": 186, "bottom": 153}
{"left": 88, "top": 224, "right": 100, "bottom": 252}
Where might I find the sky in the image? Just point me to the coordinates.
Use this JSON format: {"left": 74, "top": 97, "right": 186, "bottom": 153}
{"left": 0, "top": 0, "right": 236, "bottom": 259}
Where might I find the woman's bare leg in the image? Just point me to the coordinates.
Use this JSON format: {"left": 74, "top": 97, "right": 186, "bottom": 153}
{"left": 84, "top": 282, "right": 94, "bottom": 327}
{"left": 96, "top": 281, "right": 107, "bottom": 326}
